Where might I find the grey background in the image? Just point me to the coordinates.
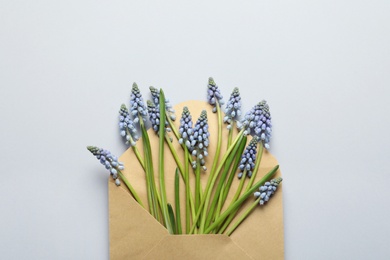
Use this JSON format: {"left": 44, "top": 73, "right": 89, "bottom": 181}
{"left": 1, "top": 1, "right": 389, "bottom": 259}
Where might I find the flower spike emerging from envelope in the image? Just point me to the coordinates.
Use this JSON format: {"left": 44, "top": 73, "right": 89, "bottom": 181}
{"left": 224, "top": 87, "right": 242, "bottom": 148}
{"left": 178, "top": 106, "right": 197, "bottom": 232}
{"left": 207, "top": 77, "right": 224, "bottom": 112}
{"left": 130, "top": 84, "right": 161, "bottom": 220}
{"left": 190, "top": 110, "right": 210, "bottom": 215}
{"left": 150, "top": 86, "right": 182, "bottom": 143}
{"left": 238, "top": 137, "right": 258, "bottom": 179}
{"left": 118, "top": 104, "right": 145, "bottom": 169}
{"left": 178, "top": 106, "right": 193, "bottom": 150}
{"left": 254, "top": 177, "right": 283, "bottom": 205}
{"left": 147, "top": 100, "right": 171, "bottom": 135}
{"left": 238, "top": 100, "right": 272, "bottom": 149}
{"left": 226, "top": 177, "right": 283, "bottom": 236}
{"left": 119, "top": 104, "right": 139, "bottom": 146}
{"left": 87, "top": 146, "right": 144, "bottom": 207}
{"left": 224, "top": 87, "right": 241, "bottom": 129}
{"left": 87, "top": 146, "right": 124, "bottom": 186}
{"left": 130, "top": 83, "right": 148, "bottom": 125}
{"left": 150, "top": 86, "right": 176, "bottom": 121}
{"left": 190, "top": 110, "right": 210, "bottom": 171}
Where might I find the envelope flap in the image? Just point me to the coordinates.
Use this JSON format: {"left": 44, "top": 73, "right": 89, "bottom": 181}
{"left": 109, "top": 181, "right": 169, "bottom": 259}
{"left": 143, "top": 235, "right": 253, "bottom": 260}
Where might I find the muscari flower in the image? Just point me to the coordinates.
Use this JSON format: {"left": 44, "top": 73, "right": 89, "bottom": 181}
{"left": 178, "top": 106, "right": 193, "bottom": 150}
{"left": 87, "top": 146, "right": 124, "bottom": 186}
{"left": 238, "top": 137, "right": 258, "bottom": 179}
{"left": 147, "top": 100, "right": 171, "bottom": 135}
{"left": 224, "top": 87, "right": 242, "bottom": 129}
{"left": 119, "top": 104, "right": 139, "bottom": 146}
{"left": 207, "top": 77, "right": 224, "bottom": 113}
{"left": 190, "top": 110, "right": 210, "bottom": 171}
{"left": 130, "top": 83, "right": 148, "bottom": 124}
{"left": 149, "top": 86, "right": 176, "bottom": 121}
{"left": 238, "top": 100, "right": 272, "bottom": 149}
{"left": 254, "top": 177, "right": 282, "bottom": 205}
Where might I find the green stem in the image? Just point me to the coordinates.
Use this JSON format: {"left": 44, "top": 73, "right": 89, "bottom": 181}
{"left": 158, "top": 89, "right": 172, "bottom": 233}
{"left": 165, "top": 134, "right": 197, "bottom": 225}
{"left": 209, "top": 101, "right": 223, "bottom": 181}
{"left": 204, "top": 165, "right": 279, "bottom": 234}
{"left": 141, "top": 120, "right": 161, "bottom": 221}
{"left": 195, "top": 157, "right": 201, "bottom": 214}
{"left": 215, "top": 136, "right": 247, "bottom": 220}
{"left": 199, "top": 129, "right": 242, "bottom": 233}
{"left": 167, "top": 115, "right": 180, "bottom": 141}
{"left": 131, "top": 145, "right": 145, "bottom": 169}
{"left": 127, "top": 132, "right": 145, "bottom": 169}
{"left": 174, "top": 169, "right": 182, "bottom": 234}
{"left": 227, "top": 121, "right": 234, "bottom": 149}
{"left": 217, "top": 170, "right": 247, "bottom": 234}
{"left": 184, "top": 146, "right": 191, "bottom": 233}
{"left": 189, "top": 130, "right": 245, "bottom": 234}
{"left": 204, "top": 135, "right": 247, "bottom": 228}
{"left": 118, "top": 170, "right": 145, "bottom": 208}
{"left": 167, "top": 203, "right": 177, "bottom": 234}
{"left": 226, "top": 198, "right": 259, "bottom": 236}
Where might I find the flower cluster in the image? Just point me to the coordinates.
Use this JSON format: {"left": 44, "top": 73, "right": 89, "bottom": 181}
{"left": 130, "top": 83, "right": 148, "bottom": 124}
{"left": 119, "top": 104, "right": 139, "bottom": 146}
{"left": 238, "top": 137, "right": 258, "bottom": 179}
{"left": 207, "top": 77, "right": 224, "bottom": 113}
{"left": 190, "top": 110, "right": 210, "bottom": 171}
{"left": 224, "top": 87, "right": 242, "bottom": 129}
{"left": 87, "top": 146, "right": 124, "bottom": 186}
{"left": 254, "top": 177, "right": 282, "bottom": 205}
{"left": 178, "top": 106, "right": 193, "bottom": 150}
{"left": 147, "top": 100, "right": 171, "bottom": 135}
{"left": 238, "top": 100, "right": 272, "bottom": 149}
{"left": 150, "top": 86, "right": 176, "bottom": 121}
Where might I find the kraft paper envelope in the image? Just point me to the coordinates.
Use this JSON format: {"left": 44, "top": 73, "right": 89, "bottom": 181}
{"left": 109, "top": 101, "right": 284, "bottom": 259}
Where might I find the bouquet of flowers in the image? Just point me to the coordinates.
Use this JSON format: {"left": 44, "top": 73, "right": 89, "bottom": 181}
{"left": 87, "top": 78, "right": 283, "bottom": 257}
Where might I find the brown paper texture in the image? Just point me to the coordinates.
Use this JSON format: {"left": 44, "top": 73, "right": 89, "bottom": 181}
{"left": 109, "top": 101, "right": 284, "bottom": 259}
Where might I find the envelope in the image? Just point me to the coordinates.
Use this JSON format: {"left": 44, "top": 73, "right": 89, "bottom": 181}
{"left": 109, "top": 101, "right": 284, "bottom": 259}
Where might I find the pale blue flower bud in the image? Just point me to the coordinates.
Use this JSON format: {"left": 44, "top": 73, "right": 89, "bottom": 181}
{"left": 239, "top": 100, "right": 272, "bottom": 149}
{"left": 149, "top": 86, "right": 176, "bottom": 121}
{"left": 190, "top": 110, "right": 210, "bottom": 170}
{"left": 119, "top": 104, "right": 139, "bottom": 146}
{"left": 224, "top": 87, "right": 242, "bottom": 129}
{"left": 130, "top": 83, "right": 148, "bottom": 124}
{"left": 237, "top": 137, "right": 258, "bottom": 179}
{"left": 254, "top": 177, "right": 282, "bottom": 205}
{"left": 87, "top": 146, "right": 124, "bottom": 185}
{"left": 147, "top": 100, "right": 171, "bottom": 136}
{"left": 207, "top": 77, "right": 224, "bottom": 112}
{"left": 178, "top": 107, "right": 194, "bottom": 151}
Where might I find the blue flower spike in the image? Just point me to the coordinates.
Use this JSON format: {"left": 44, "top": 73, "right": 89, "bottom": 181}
{"left": 150, "top": 86, "right": 176, "bottom": 121}
{"left": 207, "top": 77, "right": 224, "bottom": 113}
{"left": 178, "top": 106, "right": 193, "bottom": 150}
{"left": 87, "top": 146, "right": 124, "bottom": 186}
{"left": 224, "top": 87, "right": 242, "bottom": 129}
{"left": 130, "top": 83, "right": 148, "bottom": 124}
{"left": 254, "top": 177, "right": 282, "bottom": 205}
{"left": 190, "top": 110, "right": 210, "bottom": 171}
{"left": 119, "top": 104, "right": 139, "bottom": 146}
{"left": 239, "top": 100, "right": 272, "bottom": 149}
{"left": 147, "top": 100, "right": 171, "bottom": 135}
{"left": 238, "top": 137, "right": 258, "bottom": 179}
